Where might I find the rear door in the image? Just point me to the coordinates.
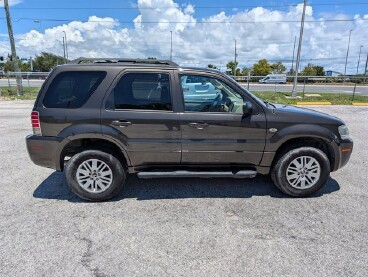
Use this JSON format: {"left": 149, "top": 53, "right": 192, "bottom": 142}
{"left": 100, "top": 70, "right": 181, "bottom": 166}
{"left": 177, "top": 72, "right": 267, "bottom": 165}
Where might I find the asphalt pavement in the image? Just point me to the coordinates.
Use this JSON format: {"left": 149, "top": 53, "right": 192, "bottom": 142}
{"left": 0, "top": 101, "right": 367, "bottom": 277}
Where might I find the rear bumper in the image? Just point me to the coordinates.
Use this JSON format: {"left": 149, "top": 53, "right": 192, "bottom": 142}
{"left": 330, "top": 138, "right": 353, "bottom": 171}
{"left": 26, "top": 135, "right": 63, "bottom": 171}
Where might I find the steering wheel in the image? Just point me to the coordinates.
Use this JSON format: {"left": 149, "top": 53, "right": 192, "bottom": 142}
{"left": 209, "top": 93, "right": 223, "bottom": 112}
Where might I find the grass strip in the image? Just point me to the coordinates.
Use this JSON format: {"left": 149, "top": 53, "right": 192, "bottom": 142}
{"left": 0, "top": 86, "right": 40, "bottom": 100}
{"left": 252, "top": 91, "right": 368, "bottom": 105}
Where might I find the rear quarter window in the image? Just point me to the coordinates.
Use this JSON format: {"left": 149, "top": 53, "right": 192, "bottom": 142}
{"left": 43, "top": 71, "right": 106, "bottom": 108}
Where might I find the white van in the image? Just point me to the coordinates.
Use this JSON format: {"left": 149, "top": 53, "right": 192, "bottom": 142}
{"left": 259, "top": 74, "right": 287, "bottom": 84}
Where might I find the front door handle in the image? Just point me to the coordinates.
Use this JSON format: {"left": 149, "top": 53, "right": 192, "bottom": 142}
{"left": 111, "top": 120, "right": 132, "bottom": 127}
{"left": 189, "top": 122, "right": 208, "bottom": 130}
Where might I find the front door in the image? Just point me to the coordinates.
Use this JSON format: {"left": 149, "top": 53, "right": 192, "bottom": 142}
{"left": 101, "top": 71, "right": 181, "bottom": 166}
{"left": 178, "top": 73, "right": 267, "bottom": 165}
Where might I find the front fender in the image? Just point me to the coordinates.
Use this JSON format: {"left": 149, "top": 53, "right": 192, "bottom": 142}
{"left": 265, "top": 124, "right": 338, "bottom": 152}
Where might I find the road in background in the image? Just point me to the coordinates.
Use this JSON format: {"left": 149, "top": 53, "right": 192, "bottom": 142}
{"left": 1, "top": 78, "right": 368, "bottom": 96}
{"left": 0, "top": 79, "right": 44, "bottom": 88}
{"left": 244, "top": 83, "right": 368, "bottom": 95}
{"left": 0, "top": 101, "right": 367, "bottom": 276}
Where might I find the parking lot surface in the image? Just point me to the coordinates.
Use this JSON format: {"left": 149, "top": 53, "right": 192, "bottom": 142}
{"left": 0, "top": 101, "right": 367, "bottom": 277}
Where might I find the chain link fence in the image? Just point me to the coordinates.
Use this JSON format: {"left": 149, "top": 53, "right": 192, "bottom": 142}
{"left": 1, "top": 72, "right": 367, "bottom": 96}
{"left": 0, "top": 72, "right": 49, "bottom": 88}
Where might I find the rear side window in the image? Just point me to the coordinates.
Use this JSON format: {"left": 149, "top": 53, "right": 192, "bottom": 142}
{"left": 106, "top": 73, "right": 172, "bottom": 111}
{"left": 43, "top": 71, "right": 106, "bottom": 108}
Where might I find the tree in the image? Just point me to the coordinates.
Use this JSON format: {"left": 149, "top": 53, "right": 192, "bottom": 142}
{"left": 33, "top": 52, "right": 66, "bottom": 72}
{"left": 207, "top": 64, "right": 219, "bottom": 70}
{"left": 2, "top": 60, "right": 30, "bottom": 72}
{"left": 226, "top": 60, "right": 238, "bottom": 75}
{"left": 271, "top": 62, "right": 286, "bottom": 73}
{"left": 314, "top": 65, "right": 325, "bottom": 76}
{"left": 252, "top": 59, "right": 272, "bottom": 76}
{"left": 241, "top": 67, "right": 251, "bottom": 76}
{"left": 301, "top": 63, "right": 316, "bottom": 76}
{"left": 301, "top": 63, "right": 325, "bottom": 76}
{"left": 288, "top": 68, "right": 296, "bottom": 76}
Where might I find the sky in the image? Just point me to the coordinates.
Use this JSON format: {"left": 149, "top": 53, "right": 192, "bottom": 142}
{"left": 0, "top": 0, "right": 368, "bottom": 74}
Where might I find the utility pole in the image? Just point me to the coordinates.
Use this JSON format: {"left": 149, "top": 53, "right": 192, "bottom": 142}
{"left": 62, "top": 37, "right": 66, "bottom": 63}
{"left": 3, "top": 0, "right": 23, "bottom": 96}
{"left": 291, "top": 0, "right": 307, "bottom": 97}
{"left": 29, "top": 56, "right": 33, "bottom": 71}
{"left": 234, "top": 39, "right": 237, "bottom": 77}
{"left": 343, "top": 29, "right": 353, "bottom": 85}
{"left": 363, "top": 52, "right": 368, "bottom": 85}
{"left": 352, "top": 45, "right": 364, "bottom": 100}
{"left": 62, "top": 31, "right": 68, "bottom": 61}
{"left": 290, "top": 36, "right": 297, "bottom": 75}
{"left": 170, "top": 31, "right": 173, "bottom": 60}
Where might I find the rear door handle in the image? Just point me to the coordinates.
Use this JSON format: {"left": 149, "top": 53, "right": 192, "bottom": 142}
{"left": 189, "top": 122, "right": 208, "bottom": 130}
{"left": 111, "top": 120, "right": 132, "bottom": 127}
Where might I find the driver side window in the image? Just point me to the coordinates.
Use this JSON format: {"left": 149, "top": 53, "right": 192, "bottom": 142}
{"left": 180, "top": 74, "right": 244, "bottom": 113}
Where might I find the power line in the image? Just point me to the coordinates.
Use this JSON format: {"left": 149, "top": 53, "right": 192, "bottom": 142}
{"left": 8, "top": 2, "right": 368, "bottom": 10}
{"left": 3, "top": 17, "right": 368, "bottom": 24}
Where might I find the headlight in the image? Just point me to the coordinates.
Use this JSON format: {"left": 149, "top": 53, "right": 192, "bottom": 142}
{"left": 338, "top": 125, "right": 350, "bottom": 140}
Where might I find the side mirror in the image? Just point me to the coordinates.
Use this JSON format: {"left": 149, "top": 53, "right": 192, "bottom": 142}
{"left": 243, "top": 101, "right": 253, "bottom": 116}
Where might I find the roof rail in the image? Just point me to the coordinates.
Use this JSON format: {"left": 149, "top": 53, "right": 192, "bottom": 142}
{"left": 70, "top": 58, "right": 178, "bottom": 66}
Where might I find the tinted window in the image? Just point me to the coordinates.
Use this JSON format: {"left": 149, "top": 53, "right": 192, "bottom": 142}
{"left": 107, "top": 73, "right": 172, "bottom": 111}
{"left": 43, "top": 71, "right": 106, "bottom": 108}
{"left": 180, "top": 74, "right": 244, "bottom": 113}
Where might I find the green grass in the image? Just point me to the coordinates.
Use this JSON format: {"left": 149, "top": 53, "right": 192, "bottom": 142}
{"left": 1, "top": 86, "right": 368, "bottom": 105}
{"left": 252, "top": 91, "right": 368, "bottom": 105}
{"left": 0, "top": 86, "right": 40, "bottom": 100}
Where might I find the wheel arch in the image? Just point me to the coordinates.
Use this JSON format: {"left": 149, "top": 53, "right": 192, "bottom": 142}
{"left": 271, "top": 137, "right": 335, "bottom": 171}
{"left": 58, "top": 135, "right": 131, "bottom": 171}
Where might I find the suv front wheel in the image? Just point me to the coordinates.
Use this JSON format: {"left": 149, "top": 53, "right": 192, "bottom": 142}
{"left": 271, "top": 147, "right": 331, "bottom": 197}
{"left": 65, "top": 150, "right": 126, "bottom": 201}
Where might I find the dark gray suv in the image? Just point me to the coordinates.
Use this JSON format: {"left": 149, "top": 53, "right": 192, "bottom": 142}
{"left": 26, "top": 58, "right": 353, "bottom": 201}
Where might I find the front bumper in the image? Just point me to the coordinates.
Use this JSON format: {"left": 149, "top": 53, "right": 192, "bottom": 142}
{"left": 26, "top": 135, "right": 63, "bottom": 171}
{"left": 330, "top": 138, "right": 353, "bottom": 171}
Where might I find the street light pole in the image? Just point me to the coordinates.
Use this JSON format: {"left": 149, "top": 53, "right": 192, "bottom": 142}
{"left": 170, "top": 31, "right": 173, "bottom": 60}
{"left": 343, "top": 29, "right": 353, "bottom": 85}
{"left": 3, "top": 0, "right": 23, "bottom": 96}
{"left": 290, "top": 36, "right": 297, "bottom": 75}
{"left": 291, "top": 0, "right": 307, "bottom": 97}
{"left": 363, "top": 52, "right": 368, "bottom": 85}
{"left": 352, "top": 45, "right": 364, "bottom": 100}
{"left": 62, "top": 37, "right": 66, "bottom": 63}
{"left": 62, "top": 31, "right": 68, "bottom": 61}
{"left": 234, "top": 39, "right": 237, "bottom": 77}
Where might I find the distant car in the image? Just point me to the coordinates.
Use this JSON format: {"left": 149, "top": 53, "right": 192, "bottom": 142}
{"left": 181, "top": 75, "right": 220, "bottom": 101}
{"left": 259, "top": 74, "right": 287, "bottom": 84}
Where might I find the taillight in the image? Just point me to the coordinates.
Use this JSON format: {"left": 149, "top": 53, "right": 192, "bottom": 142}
{"left": 31, "top": 111, "right": 42, "bottom": 136}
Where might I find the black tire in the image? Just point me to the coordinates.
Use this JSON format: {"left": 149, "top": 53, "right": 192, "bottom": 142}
{"left": 271, "top": 147, "right": 330, "bottom": 197}
{"left": 65, "top": 150, "right": 126, "bottom": 201}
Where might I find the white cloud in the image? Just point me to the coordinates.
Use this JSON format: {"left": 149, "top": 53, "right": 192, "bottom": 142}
{"left": 2, "top": 0, "right": 368, "bottom": 74}
{"left": 0, "top": 0, "right": 23, "bottom": 7}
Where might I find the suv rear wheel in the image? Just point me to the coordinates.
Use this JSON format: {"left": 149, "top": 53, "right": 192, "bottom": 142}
{"left": 65, "top": 150, "right": 126, "bottom": 201}
{"left": 271, "top": 147, "right": 330, "bottom": 197}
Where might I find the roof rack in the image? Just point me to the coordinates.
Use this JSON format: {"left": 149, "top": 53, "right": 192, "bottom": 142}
{"left": 70, "top": 58, "right": 178, "bottom": 66}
